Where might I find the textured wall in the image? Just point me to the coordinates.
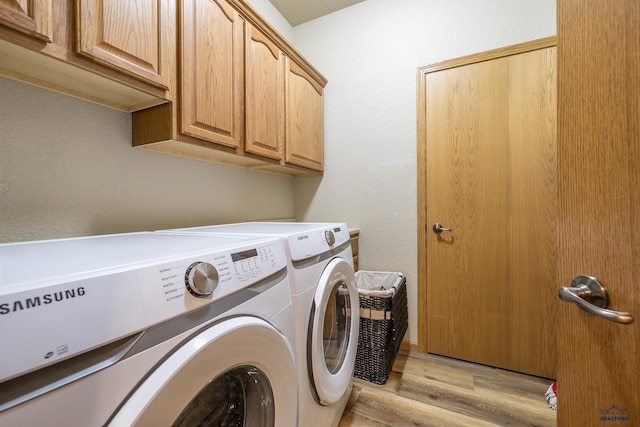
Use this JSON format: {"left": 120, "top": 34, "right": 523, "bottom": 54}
{"left": 0, "top": 77, "right": 295, "bottom": 243}
{"left": 246, "top": 0, "right": 294, "bottom": 40}
{"left": 289, "top": 0, "right": 557, "bottom": 344}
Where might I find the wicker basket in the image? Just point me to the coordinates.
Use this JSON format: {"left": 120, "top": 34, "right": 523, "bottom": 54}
{"left": 353, "top": 271, "right": 408, "bottom": 384}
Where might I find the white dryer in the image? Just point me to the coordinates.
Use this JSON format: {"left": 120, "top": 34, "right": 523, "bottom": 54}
{"left": 160, "top": 222, "right": 360, "bottom": 427}
{"left": 0, "top": 232, "right": 297, "bottom": 426}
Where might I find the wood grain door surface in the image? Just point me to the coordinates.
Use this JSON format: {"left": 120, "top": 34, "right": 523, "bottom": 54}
{"left": 77, "top": 0, "right": 165, "bottom": 87}
{"left": 557, "top": 0, "right": 639, "bottom": 425}
{"left": 180, "top": 0, "right": 244, "bottom": 149}
{"left": 419, "top": 39, "right": 557, "bottom": 379}
{"left": 0, "top": 0, "right": 52, "bottom": 42}
{"left": 285, "top": 59, "right": 324, "bottom": 172}
{"left": 245, "top": 23, "right": 284, "bottom": 161}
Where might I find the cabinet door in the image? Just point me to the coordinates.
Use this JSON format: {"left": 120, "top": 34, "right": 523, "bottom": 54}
{"left": 245, "top": 23, "right": 284, "bottom": 161}
{"left": 0, "top": 0, "right": 52, "bottom": 42}
{"left": 180, "top": 0, "right": 244, "bottom": 149}
{"left": 76, "top": 0, "right": 165, "bottom": 87}
{"left": 285, "top": 59, "right": 324, "bottom": 171}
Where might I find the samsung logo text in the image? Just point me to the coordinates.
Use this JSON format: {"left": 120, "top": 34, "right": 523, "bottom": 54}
{"left": 0, "top": 287, "right": 87, "bottom": 315}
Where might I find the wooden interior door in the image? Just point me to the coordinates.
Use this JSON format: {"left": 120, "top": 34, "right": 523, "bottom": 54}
{"left": 557, "top": 0, "right": 639, "bottom": 425}
{"left": 418, "top": 38, "right": 557, "bottom": 378}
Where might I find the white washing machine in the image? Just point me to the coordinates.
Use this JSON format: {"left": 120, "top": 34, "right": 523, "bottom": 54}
{"left": 0, "top": 232, "right": 298, "bottom": 426}
{"left": 160, "top": 222, "right": 360, "bottom": 427}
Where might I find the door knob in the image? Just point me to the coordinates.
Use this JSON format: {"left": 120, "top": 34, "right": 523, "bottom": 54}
{"left": 432, "top": 223, "right": 452, "bottom": 234}
{"left": 558, "top": 275, "right": 634, "bottom": 324}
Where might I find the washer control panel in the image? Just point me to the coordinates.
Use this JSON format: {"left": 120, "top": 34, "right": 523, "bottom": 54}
{"left": 0, "top": 233, "right": 287, "bottom": 383}
{"left": 140, "top": 241, "right": 283, "bottom": 317}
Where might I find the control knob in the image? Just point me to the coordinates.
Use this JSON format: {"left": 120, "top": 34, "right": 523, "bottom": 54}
{"left": 325, "top": 230, "right": 336, "bottom": 246}
{"left": 185, "top": 262, "right": 219, "bottom": 297}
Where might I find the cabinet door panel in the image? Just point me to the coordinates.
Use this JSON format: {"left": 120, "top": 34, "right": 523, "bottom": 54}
{"left": 245, "top": 24, "right": 284, "bottom": 160}
{"left": 77, "top": 0, "right": 164, "bottom": 87}
{"left": 285, "top": 60, "right": 323, "bottom": 171}
{"left": 0, "top": 0, "right": 52, "bottom": 41}
{"left": 181, "top": 0, "right": 244, "bottom": 149}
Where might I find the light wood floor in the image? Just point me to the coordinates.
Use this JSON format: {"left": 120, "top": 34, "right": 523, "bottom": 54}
{"left": 339, "top": 348, "right": 557, "bottom": 427}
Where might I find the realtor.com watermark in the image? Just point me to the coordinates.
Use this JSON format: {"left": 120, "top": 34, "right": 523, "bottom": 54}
{"left": 600, "top": 406, "right": 630, "bottom": 422}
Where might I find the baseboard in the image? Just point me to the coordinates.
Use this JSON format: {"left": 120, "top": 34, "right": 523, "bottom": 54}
{"left": 400, "top": 340, "right": 418, "bottom": 352}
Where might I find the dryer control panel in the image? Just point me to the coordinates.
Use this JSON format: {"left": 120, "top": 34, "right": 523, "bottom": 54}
{"left": 286, "top": 223, "right": 350, "bottom": 261}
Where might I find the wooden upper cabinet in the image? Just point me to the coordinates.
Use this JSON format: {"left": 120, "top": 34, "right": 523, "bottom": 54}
{"left": 0, "top": 0, "right": 169, "bottom": 111}
{"left": 180, "top": 0, "right": 244, "bottom": 149}
{"left": 245, "top": 23, "right": 284, "bottom": 161}
{"left": 285, "top": 59, "right": 324, "bottom": 171}
{"left": 132, "top": 0, "right": 326, "bottom": 175}
{"left": 0, "top": 0, "right": 53, "bottom": 42}
{"left": 76, "top": 0, "right": 166, "bottom": 88}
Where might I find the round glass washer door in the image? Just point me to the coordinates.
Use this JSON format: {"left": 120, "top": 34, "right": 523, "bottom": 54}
{"left": 309, "top": 257, "right": 359, "bottom": 405}
{"left": 109, "top": 316, "right": 297, "bottom": 426}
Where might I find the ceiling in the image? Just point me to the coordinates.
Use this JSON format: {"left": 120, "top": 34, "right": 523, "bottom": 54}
{"left": 268, "top": 0, "right": 365, "bottom": 26}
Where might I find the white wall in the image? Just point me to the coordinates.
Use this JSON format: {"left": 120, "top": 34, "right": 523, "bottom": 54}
{"left": 290, "top": 0, "right": 557, "bottom": 345}
{"left": 0, "top": 77, "right": 295, "bottom": 242}
{"left": 246, "top": 0, "right": 294, "bottom": 39}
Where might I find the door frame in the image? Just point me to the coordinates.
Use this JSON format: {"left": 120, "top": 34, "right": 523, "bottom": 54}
{"left": 415, "top": 37, "right": 557, "bottom": 353}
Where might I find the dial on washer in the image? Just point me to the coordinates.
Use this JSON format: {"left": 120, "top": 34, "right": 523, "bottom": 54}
{"left": 185, "top": 262, "right": 219, "bottom": 297}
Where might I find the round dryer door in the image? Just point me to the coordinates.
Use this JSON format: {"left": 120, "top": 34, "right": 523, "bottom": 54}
{"left": 108, "top": 317, "right": 297, "bottom": 426}
{"left": 309, "top": 257, "right": 359, "bottom": 405}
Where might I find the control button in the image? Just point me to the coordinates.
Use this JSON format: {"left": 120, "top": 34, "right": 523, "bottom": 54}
{"left": 185, "top": 262, "right": 219, "bottom": 297}
{"left": 325, "top": 230, "right": 336, "bottom": 246}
